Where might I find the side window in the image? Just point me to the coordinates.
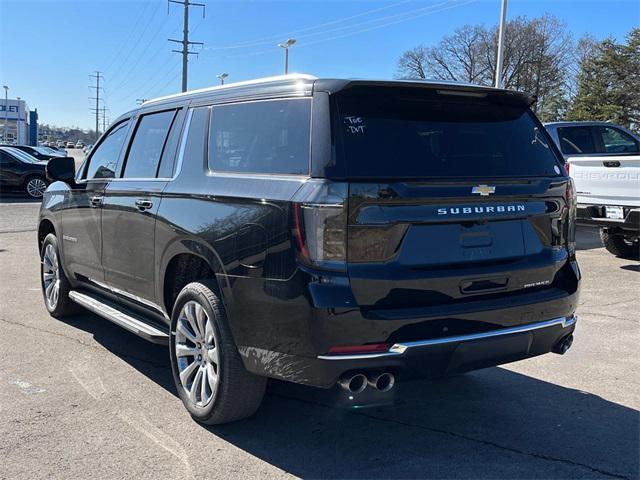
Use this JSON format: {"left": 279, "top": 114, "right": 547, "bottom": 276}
{"left": 208, "top": 98, "right": 311, "bottom": 175}
{"left": 557, "top": 126, "right": 597, "bottom": 155}
{"left": 182, "top": 106, "right": 210, "bottom": 169}
{"left": 157, "top": 108, "right": 186, "bottom": 178}
{"left": 0, "top": 152, "right": 16, "bottom": 166}
{"left": 84, "top": 121, "right": 130, "bottom": 180}
{"left": 596, "top": 126, "right": 639, "bottom": 154}
{"left": 123, "top": 110, "right": 176, "bottom": 178}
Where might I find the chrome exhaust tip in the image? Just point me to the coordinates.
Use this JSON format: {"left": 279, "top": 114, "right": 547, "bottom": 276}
{"left": 338, "top": 373, "right": 368, "bottom": 394}
{"left": 367, "top": 372, "right": 395, "bottom": 392}
{"left": 552, "top": 334, "right": 574, "bottom": 355}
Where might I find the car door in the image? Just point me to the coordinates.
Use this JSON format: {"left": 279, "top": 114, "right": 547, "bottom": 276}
{"left": 60, "top": 120, "right": 131, "bottom": 282}
{"left": 101, "top": 108, "right": 184, "bottom": 304}
{"left": 0, "top": 151, "right": 22, "bottom": 187}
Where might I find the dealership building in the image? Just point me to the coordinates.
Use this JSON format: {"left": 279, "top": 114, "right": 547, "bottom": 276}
{"left": 1, "top": 97, "right": 38, "bottom": 145}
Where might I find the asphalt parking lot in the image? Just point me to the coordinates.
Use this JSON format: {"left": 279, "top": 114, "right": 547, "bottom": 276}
{"left": 0, "top": 198, "right": 638, "bottom": 479}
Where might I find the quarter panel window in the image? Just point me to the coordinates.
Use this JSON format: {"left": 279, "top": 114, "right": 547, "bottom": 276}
{"left": 208, "top": 99, "right": 311, "bottom": 175}
{"left": 596, "top": 126, "right": 639, "bottom": 154}
{"left": 123, "top": 110, "right": 176, "bottom": 178}
{"left": 557, "top": 126, "right": 597, "bottom": 155}
{"left": 157, "top": 108, "right": 186, "bottom": 178}
{"left": 85, "top": 121, "right": 130, "bottom": 180}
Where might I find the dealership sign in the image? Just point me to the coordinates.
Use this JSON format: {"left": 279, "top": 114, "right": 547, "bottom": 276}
{"left": 0, "top": 100, "right": 26, "bottom": 121}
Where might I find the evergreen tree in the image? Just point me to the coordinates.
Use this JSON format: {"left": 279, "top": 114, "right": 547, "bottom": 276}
{"left": 568, "top": 28, "right": 640, "bottom": 131}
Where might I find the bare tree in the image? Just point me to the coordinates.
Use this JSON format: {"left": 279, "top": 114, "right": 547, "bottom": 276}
{"left": 424, "top": 25, "right": 490, "bottom": 83}
{"left": 397, "top": 46, "right": 429, "bottom": 79}
{"left": 395, "top": 14, "right": 576, "bottom": 121}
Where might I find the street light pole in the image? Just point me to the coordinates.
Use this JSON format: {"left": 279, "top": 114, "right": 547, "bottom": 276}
{"left": 278, "top": 38, "right": 296, "bottom": 74}
{"left": 217, "top": 73, "right": 229, "bottom": 85}
{"left": 494, "top": 0, "right": 508, "bottom": 88}
{"left": 3, "top": 86, "right": 8, "bottom": 143}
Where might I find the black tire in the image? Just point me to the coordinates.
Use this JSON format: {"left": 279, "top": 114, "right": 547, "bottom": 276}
{"left": 169, "top": 280, "right": 267, "bottom": 424}
{"left": 24, "top": 175, "right": 47, "bottom": 199}
{"left": 40, "top": 233, "right": 77, "bottom": 317}
{"left": 600, "top": 229, "right": 640, "bottom": 260}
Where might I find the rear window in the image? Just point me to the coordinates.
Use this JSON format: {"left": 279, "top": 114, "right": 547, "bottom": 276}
{"left": 334, "top": 89, "right": 562, "bottom": 179}
{"left": 208, "top": 98, "right": 311, "bottom": 175}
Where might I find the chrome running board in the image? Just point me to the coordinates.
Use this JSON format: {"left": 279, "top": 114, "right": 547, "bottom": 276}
{"left": 69, "top": 290, "right": 169, "bottom": 345}
{"left": 318, "top": 315, "right": 577, "bottom": 360}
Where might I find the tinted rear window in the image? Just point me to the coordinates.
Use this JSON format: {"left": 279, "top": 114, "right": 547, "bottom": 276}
{"left": 334, "top": 89, "right": 562, "bottom": 179}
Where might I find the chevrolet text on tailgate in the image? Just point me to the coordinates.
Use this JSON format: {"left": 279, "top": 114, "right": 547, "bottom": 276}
{"left": 38, "top": 75, "right": 580, "bottom": 424}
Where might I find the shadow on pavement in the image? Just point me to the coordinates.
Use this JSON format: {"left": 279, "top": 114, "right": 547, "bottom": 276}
{"left": 575, "top": 225, "right": 603, "bottom": 251}
{"left": 57, "top": 310, "right": 638, "bottom": 479}
{"left": 620, "top": 264, "right": 639, "bottom": 272}
{"left": 0, "top": 193, "right": 41, "bottom": 204}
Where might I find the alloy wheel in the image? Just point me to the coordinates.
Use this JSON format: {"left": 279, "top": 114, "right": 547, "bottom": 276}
{"left": 174, "top": 301, "right": 219, "bottom": 407}
{"left": 42, "top": 243, "right": 60, "bottom": 309}
{"left": 27, "top": 178, "right": 47, "bottom": 198}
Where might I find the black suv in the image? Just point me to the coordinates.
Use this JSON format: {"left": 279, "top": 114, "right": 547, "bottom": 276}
{"left": 39, "top": 75, "right": 580, "bottom": 424}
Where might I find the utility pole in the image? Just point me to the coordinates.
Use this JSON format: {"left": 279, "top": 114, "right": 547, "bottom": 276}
{"left": 494, "top": 0, "right": 508, "bottom": 88}
{"left": 89, "top": 71, "right": 103, "bottom": 139}
{"left": 100, "top": 107, "right": 109, "bottom": 133}
{"left": 168, "top": 0, "right": 205, "bottom": 93}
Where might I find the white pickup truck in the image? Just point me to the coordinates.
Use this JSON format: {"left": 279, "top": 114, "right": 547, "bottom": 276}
{"left": 545, "top": 121, "right": 639, "bottom": 259}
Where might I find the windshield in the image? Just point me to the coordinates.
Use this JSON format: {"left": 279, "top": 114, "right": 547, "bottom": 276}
{"left": 42, "top": 147, "right": 63, "bottom": 155}
{"left": 2, "top": 147, "right": 40, "bottom": 163}
{"left": 32, "top": 147, "right": 54, "bottom": 155}
{"left": 333, "top": 88, "right": 562, "bottom": 179}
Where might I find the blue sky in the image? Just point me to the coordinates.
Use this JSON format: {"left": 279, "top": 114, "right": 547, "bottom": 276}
{"left": 1, "top": 0, "right": 638, "bottom": 130}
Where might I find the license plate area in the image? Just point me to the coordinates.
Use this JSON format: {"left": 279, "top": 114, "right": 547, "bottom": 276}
{"left": 605, "top": 206, "right": 624, "bottom": 219}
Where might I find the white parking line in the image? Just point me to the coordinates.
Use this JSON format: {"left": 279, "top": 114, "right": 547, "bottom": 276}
{"left": 10, "top": 379, "right": 46, "bottom": 395}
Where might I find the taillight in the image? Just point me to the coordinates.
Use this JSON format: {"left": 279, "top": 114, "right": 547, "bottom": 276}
{"left": 565, "top": 162, "right": 570, "bottom": 176}
{"left": 292, "top": 181, "right": 348, "bottom": 271}
{"left": 565, "top": 178, "right": 577, "bottom": 255}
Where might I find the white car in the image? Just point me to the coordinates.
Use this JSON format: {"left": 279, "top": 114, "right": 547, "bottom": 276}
{"left": 545, "top": 121, "right": 639, "bottom": 259}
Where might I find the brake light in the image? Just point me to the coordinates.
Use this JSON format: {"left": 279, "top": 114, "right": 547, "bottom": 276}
{"left": 292, "top": 181, "right": 348, "bottom": 271}
{"left": 565, "top": 162, "right": 570, "bottom": 176}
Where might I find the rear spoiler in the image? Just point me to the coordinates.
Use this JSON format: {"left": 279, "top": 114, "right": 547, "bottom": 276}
{"left": 313, "top": 79, "right": 535, "bottom": 107}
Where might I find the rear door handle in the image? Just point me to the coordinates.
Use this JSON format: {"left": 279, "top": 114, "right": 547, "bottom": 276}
{"left": 90, "top": 195, "right": 103, "bottom": 208}
{"left": 135, "top": 199, "right": 153, "bottom": 211}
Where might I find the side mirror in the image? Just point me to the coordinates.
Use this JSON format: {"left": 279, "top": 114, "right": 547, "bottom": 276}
{"left": 46, "top": 156, "right": 76, "bottom": 185}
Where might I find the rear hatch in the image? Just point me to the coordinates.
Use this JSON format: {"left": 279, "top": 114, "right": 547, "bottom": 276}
{"left": 332, "top": 86, "right": 574, "bottom": 310}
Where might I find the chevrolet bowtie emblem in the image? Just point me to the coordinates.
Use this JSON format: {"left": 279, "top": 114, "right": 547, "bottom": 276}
{"left": 472, "top": 185, "right": 496, "bottom": 196}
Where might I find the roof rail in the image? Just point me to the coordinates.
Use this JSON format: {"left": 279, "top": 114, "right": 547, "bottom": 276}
{"left": 143, "top": 74, "right": 317, "bottom": 106}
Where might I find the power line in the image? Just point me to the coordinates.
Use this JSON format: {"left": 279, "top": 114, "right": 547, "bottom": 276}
{"left": 168, "top": 0, "right": 205, "bottom": 92}
{"left": 205, "top": 0, "right": 415, "bottom": 51}
{"left": 221, "top": 0, "right": 475, "bottom": 60}
{"left": 103, "top": 1, "right": 154, "bottom": 73}
{"left": 108, "top": 24, "right": 182, "bottom": 104}
{"left": 109, "top": 1, "right": 164, "bottom": 83}
{"left": 89, "top": 71, "right": 103, "bottom": 139}
{"left": 108, "top": 7, "right": 172, "bottom": 94}
{"left": 141, "top": 63, "right": 182, "bottom": 100}
{"left": 297, "top": 0, "right": 477, "bottom": 48}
